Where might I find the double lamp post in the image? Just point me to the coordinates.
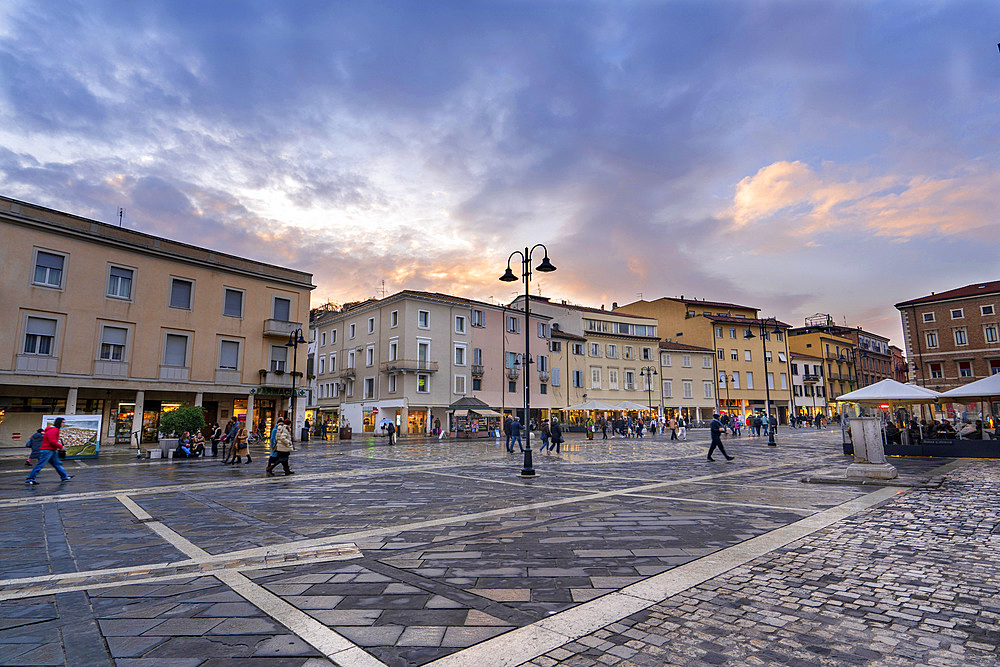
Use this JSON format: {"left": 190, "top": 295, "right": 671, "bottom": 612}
{"left": 744, "top": 317, "right": 781, "bottom": 446}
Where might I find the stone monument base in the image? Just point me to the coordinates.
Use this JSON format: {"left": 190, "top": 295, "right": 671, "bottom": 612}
{"left": 846, "top": 462, "right": 898, "bottom": 480}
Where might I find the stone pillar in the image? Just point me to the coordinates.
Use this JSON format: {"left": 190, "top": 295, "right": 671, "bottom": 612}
{"left": 66, "top": 387, "right": 78, "bottom": 414}
{"left": 194, "top": 392, "right": 203, "bottom": 407}
{"left": 846, "top": 416, "right": 898, "bottom": 479}
{"left": 131, "top": 391, "right": 145, "bottom": 450}
{"left": 246, "top": 392, "right": 255, "bottom": 432}
{"left": 400, "top": 407, "right": 409, "bottom": 435}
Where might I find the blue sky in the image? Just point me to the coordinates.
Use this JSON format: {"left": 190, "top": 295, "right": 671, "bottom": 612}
{"left": 2, "top": 1, "right": 999, "bottom": 344}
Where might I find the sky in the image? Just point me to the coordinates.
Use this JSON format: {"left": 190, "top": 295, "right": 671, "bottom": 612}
{"left": 2, "top": 1, "right": 999, "bottom": 345}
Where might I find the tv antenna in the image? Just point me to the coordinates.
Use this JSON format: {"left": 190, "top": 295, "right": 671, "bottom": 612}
{"left": 117, "top": 207, "right": 125, "bottom": 227}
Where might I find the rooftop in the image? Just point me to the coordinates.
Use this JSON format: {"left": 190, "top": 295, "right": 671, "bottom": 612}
{"left": 658, "top": 340, "right": 714, "bottom": 353}
{"left": 894, "top": 281, "right": 1000, "bottom": 308}
{"left": 519, "top": 295, "right": 658, "bottom": 322}
{"left": 705, "top": 314, "right": 791, "bottom": 327}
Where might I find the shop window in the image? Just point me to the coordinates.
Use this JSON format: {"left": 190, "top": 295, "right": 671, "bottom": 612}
{"left": 33, "top": 250, "right": 65, "bottom": 288}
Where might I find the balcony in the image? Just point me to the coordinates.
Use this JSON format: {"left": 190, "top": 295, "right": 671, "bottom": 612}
{"left": 802, "top": 373, "right": 821, "bottom": 383}
{"left": 379, "top": 359, "right": 439, "bottom": 373}
{"left": 215, "top": 369, "right": 242, "bottom": 385}
{"left": 539, "top": 370, "right": 551, "bottom": 382}
{"left": 339, "top": 367, "right": 356, "bottom": 379}
{"left": 16, "top": 355, "right": 57, "bottom": 374}
{"left": 94, "top": 360, "right": 128, "bottom": 378}
{"left": 257, "top": 370, "right": 293, "bottom": 388}
{"left": 506, "top": 367, "right": 519, "bottom": 380}
{"left": 263, "top": 319, "right": 304, "bottom": 338}
{"left": 159, "top": 365, "right": 190, "bottom": 381}
{"left": 471, "top": 364, "right": 485, "bottom": 378}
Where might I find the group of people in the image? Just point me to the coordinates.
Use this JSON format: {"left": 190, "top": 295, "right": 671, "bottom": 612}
{"left": 24, "top": 418, "right": 74, "bottom": 485}
{"left": 170, "top": 418, "right": 295, "bottom": 475}
{"left": 503, "top": 415, "right": 566, "bottom": 453}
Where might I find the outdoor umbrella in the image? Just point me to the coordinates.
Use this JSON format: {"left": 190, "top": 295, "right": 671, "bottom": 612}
{"left": 835, "top": 378, "right": 941, "bottom": 404}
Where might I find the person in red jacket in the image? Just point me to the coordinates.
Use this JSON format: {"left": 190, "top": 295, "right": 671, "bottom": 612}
{"left": 25, "top": 418, "right": 73, "bottom": 485}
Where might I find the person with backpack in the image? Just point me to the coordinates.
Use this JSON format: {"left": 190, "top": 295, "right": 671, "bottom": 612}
{"left": 25, "top": 428, "right": 43, "bottom": 466}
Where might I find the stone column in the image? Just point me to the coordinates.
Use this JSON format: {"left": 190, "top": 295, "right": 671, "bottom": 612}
{"left": 66, "top": 387, "right": 78, "bottom": 414}
{"left": 131, "top": 391, "right": 145, "bottom": 450}
{"left": 246, "top": 392, "right": 255, "bottom": 432}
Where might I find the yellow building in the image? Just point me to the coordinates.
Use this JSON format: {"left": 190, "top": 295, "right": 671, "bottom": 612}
{"left": 786, "top": 328, "right": 858, "bottom": 411}
{"left": 0, "top": 195, "right": 314, "bottom": 449}
{"left": 615, "top": 297, "right": 795, "bottom": 423}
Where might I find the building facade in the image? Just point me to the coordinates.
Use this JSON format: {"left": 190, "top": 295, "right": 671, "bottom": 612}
{"left": 787, "top": 327, "right": 857, "bottom": 408}
{"left": 658, "top": 340, "right": 717, "bottom": 421}
{"left": 311, "top": 291, "right": 552, "bottom": 435}
{"left": 895, "top": 281, "right": 1000, "bottom": 392}
{"left": 789, "top": 352, "right": 827, "bottom": 417}
{"left": 615, "top": 297, "right": 795, "bottom": 423}
{"left": 0, "top": 195, "right": 314, "bottom": 450}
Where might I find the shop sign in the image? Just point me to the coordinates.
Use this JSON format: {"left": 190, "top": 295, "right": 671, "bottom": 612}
{"left": 250, "top": 387, "right": 306, "bottom": 397}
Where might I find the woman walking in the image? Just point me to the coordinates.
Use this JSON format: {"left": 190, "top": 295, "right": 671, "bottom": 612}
{"left": 265, "top": 419, "right": 295, "bottom": 476}
{"left": 25, "top": 418, "right": 73, "bottom": 485}
{"left": 550, "top": 418, "right": 564, "bottom": 454}
{"left": 230, "top": 424, "right": 251, "bottom": 464}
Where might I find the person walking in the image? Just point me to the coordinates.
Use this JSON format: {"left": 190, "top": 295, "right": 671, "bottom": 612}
{"left": 510, "top": 417, "right": 524, "bottom": 453}
{"left": 600, "top": 418, "right": 608, "bottom": 440}
{"left": 503, "top": 416, "right": 513, "bottom": 451}
{"left": 210, "top": 422, "right": 222, "bottom": 457}
{"left": 550, "top": 418, "right": 563, "bottom": 454}
{"left": 707, "top": 413, "right": 735, "bottom": 462}
{"left": 540, "top": 419, "right": 551, "bottom": 451}
{"left": 669, "top": 416, "right": 678, "bottom": 440}
{"left": 230, "top": 424, "right": 251, "bottom": 464}
{"left": 222, "top": 419, "right": 239, "bottom": 463}
{"left": 25, "top": 418, "right": 73, "bottom": 485}
{"left": 25, "top": 428, "right": 43, "bottom": 466}
{"left": 677, "top": 415, "right": 688, "bottom": 440}
{"left": 386, "top": 420, "right": 396, "bottom": 445}
{"left": 265, "top": 419, "right": 295, "bottom": 476}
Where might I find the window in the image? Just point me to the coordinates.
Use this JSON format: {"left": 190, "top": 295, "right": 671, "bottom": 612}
{"left": 505, "top": 351, "right": 517, "bottom": 369}
{"left": 732, "top": 372, "right": 741, "bottom": 389}
{"left": 388, "top": 374, "right": 397, "bottom": 393}
{"left": 572, "top": 370, "right": 584, "bottom": 388}
{"left": 929, "top": 363, "right": 943, "bottom": 379}
{"left": 729, "top": 328, "right": 736, "bottom": 339}
{"left": 661, "top": 353, "right": 671, "bottom": 366}
{"left": 472, "top": 347, "right": 483, "bottom": 365}
{"left": 472, "top": 309, "right": 484, "bottom": 327}
{"left": 223, "top": 288, "right": 244, "bottom": 317}
{"left": 389, "top": 339, "right": 398, "bottom": 361}
{"left": 954, "top": 328, "right": 968, "bottom": 346}
{"left": 608, "top": 368, "right": 619, "bottom": 390}
{"left": 270, "top": 345, "right": 287, "bottom": 372}
{"left": 417, "top": 374, "right": 430, "bottom": 392}
{"left": 454, "top": 344, "right": 466, "bottom": 366}
{"left": 390, "top": 310, "right": 399, "bottom": 328}
{"left": 472, "top": 378, "right": 482, "bottom": 391}
{"left": 330, "top": 353, "right": 337, "bottom": 371}
{"left": 365, "top": 346, "right": 374, "bottom": 366}
{"left": 985, "top": 325, "right": 998, "bottom": 343}
{"left": 731, "top": 349, "right": 738, "bottom": 360}
{"left": 346, "top": 379, "right": 354, "bottom": 397}
{"left": 591, "top": 368, "right": 602, "bottom": 389}
{"left": 922, "top": 312, "right": 935, "bottom": 323}
{"left": 508, "top": 380, "right": 517, "bottom": 393}
{"left": 368, "top": 317, "right": 375, "bottom": 334}
{"left": 455, "top": 375, "right": 466, "bottom": 394}
{"left": 767, "top": 372, "right": 774, "bottom": 390}
{"left": 272, "top": 296, "right": 291, "bottom": 321}
{"left": 318, "top": 356, "right": 326, "bottom": 374}
{"left": 418, "top": 310, "right": 430, "bottom": 328}
{"left": 170, "top": 278, "right": 193, "bottom": 309}
{"left": 23, "top": 317, "right": 57, "bottom": 355}
{"left": 364, "top": 377, "right": 375, "bottom": 399}
{"left": 320, "top": 332, "right": 327, "bottom": 347}
{"left": 778, "top": 352, "right": 787, "bottom": 363}
{"left": 682, "top": 380, "right": 693, "bottom": 399}
{"left": 703, "top": 355, "right": 713, "bottom": 368}
{"left": 537, "top": 355, "right": 548, "bottom": 372}
{"left": 746, "top": 372, "right": 754, "bottom": 389}
{"left": 606, "top": 344, "right": 618, "bottom": 358}
{"left": 624, "top": 370, "right": 636, "bottom": 391}
{"left": 550, "top": 341, "right": 562, "bottom": 352}
{"left": 537, "top": 322, "right": 548, "bottom": 338}
{"left": 506, "top": 315, "right": 520, "bottom": 333}
{"left": 590, "top": 343, "right": 601, "bottom": 357}
{"left": 552, "top": 368, "right": 561, "bottom": 386}
{"left": 347, "top": 350, "right": 356, "bottom": 369}
{"left": 982, "top": 305, "right": 995, "bottom": 316}
{"left": 107, "top": 266, "right": 134, "bottom": 299}
{"left": 926, "top": 331, "right": 939, "bottom": 348}
{"left": 456, "top": 316, "right": 466, "bottom": 334}
{"left": 540, "top": 383, "right": 547, "bottom": 394}
{"left": 991, "top": 360, "right": 1000, "bottom": 375}
{"left": 573, "top": 343, "right": 585, "bottom": 355}
{"left": 330, "top": 329, "right": 338, "bottom": 344}
{"left": 703, "top": 381, "right": 714, "bottom": 399}
{"left": 715, "top": 326, "right": 723, "bottom": 338}
{"left": 99, "top": 326, "right": 128, "bottom": 361}
{"left": 164, "top": 334, "right": 189, "bottom": 367}
{"left": 682, "top": 355, "right": 692, "bottom": 368}
{"left": 663, "top": 380, "right": 672, "bottom": 398}
{"left": 623, "top": 346, "right": 634, "bottom": 360}
{"left": 717, "top": 349, "right": 724, "bottom": 360}
{"left": 33, "top": 250, "right": 65, "bottom": 288}
{"left": 791, "top": 363, "right": 799, "bottom": 375}
{"left": 958, "top": 361, "right": 973, "bottom": 377}
{"left": 780, "top": 373, "right": 788, "bottom": 390}
{"left": 349, "top": 324, "right": 356, "bottom": 339}
{"left": 218, "top": 339, "right": 240, "bottom": 370}
{"left": 951, "top": 308, "right": 964, "bottom": 319}
{"left": 775, "top": 332, "right": 783, "bottom": 342}
{"left": 641, "top": 347, "right": 651, "bottom": 361}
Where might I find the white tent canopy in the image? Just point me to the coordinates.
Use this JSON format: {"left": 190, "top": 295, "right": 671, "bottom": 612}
{"left": 564, "top": 400, "right": 619, "bottom": 411}
{"left": 614, "top": 400, "right": 654, "bottom": 411}
{"left": 836, "top": 378, "right": 941, "bottom": 404}
{"left": 940, "top": 373, "right": 1000, "bottom": 400}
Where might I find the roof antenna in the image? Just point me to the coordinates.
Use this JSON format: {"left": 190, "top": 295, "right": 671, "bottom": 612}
{"left": 118, "top": 207, "right": 125, "bottom": 227}
{"left": 637, "top": 292, "right": 643, "bottom": 300}
{"left": 377, "top": 279, "right": 386, "bottom": 299}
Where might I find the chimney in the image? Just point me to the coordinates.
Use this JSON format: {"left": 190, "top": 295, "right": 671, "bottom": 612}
{"left": 612, "top": 301, "right": 618, "bottom": 309}
{"left": 601, "top": 304, "right": 605, "bottom": 310}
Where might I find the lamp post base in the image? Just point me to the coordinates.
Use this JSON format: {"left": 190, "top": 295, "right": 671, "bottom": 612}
{"left": 520, "top": 448, "right": 536, "bottom": 477}
{"left": 768, "top": 432, "right": 777, "bottom": 446}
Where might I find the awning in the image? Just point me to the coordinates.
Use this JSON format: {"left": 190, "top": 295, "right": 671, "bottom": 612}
{"left": 835, "top": 378, "right": 941, "bottom": 404}
{"left": 453, "top": 409, "right": 469, "bottom": 417}
{"left": 940, "top": 374, "right": 1000, "bottom": 400}
{"left": 471, "top": 408, "right": 502, "bottom": 417}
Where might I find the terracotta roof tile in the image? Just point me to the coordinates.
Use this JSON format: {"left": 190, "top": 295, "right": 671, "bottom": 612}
{"left": 894, "top": 281, "right": 1000, "bottom": 308}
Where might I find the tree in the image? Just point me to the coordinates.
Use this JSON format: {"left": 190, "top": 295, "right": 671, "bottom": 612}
{"left": 158, "top": 406, "right": 206, "bottom": 437}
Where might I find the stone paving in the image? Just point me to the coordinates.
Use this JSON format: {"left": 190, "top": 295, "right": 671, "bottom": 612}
{"left": 0, "top": 427, "right": 987, "bottom": 666}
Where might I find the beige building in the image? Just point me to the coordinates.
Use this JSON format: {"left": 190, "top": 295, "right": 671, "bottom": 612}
{"left": 790, "top": 352, "right": 827, "bottom": 417}
{"left": 311, "top": 291, "right": 551, "bottom": 435}
{"left": 615, "top": 297, "right": 795, "bottom": 423}
{"left": 658, "top": 340, "right": 717, "bottom": 421}
{"left": 0, "top": 195, "right": 313, "bottom": 450}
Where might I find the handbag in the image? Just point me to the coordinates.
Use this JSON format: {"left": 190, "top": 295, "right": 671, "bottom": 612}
{"left": 57, "top": 450, "right": 66, "bottom": 459}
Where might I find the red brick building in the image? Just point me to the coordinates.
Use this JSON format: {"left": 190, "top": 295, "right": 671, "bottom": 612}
{"left": 895, "top": 281, "right": 1000, "bottom": 392}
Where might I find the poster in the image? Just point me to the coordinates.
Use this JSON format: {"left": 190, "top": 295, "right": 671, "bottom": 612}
{"left": 41, "top": 414, "right": 101, "bottom": 459}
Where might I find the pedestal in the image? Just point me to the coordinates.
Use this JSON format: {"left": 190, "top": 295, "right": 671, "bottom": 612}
{"left": 848, "top": 416, "right": 897, "bottom": 480}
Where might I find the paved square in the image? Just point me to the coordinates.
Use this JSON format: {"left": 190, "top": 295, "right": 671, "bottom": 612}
{"left": 1, "top": 429, "right": 995, "bottom": 666}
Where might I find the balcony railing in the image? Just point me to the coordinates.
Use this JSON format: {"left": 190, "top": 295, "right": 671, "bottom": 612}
{"left": 339, "top": 367, "right": 356, "bottom": 379}
{"left": 802, "top": 373, "right": 821, "bottom": 383}
{"left": 506, "top": 367, "right": 519, "bottom": 380}
{"left": 263, "top": 319, "right": 303, "bottom": 338}
{"left": 471, "top": 364, "right": 485, "bottom": 377}
{"left": 379, "top": 360, "right": 439, "bottom": 373}
{"left": 539, "top": 370, "right": 551, "bottom": 382}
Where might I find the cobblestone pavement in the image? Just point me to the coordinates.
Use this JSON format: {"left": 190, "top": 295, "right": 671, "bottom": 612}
{"left": 0, "top": 428, "right": 981, "bottom": 666}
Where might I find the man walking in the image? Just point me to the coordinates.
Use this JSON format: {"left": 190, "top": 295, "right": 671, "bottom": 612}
{"left": 510, "top": 417, "right": 524, "bottom": 453}
{"left": 503, "top": 416, "right": 513, "bottom": 451}
{"left": 707, "top": 413, "right": 734, "bottom": 462}
{"left": 550, "top": 418, "right": 563, "bottom": 454}
{"left": 25, "top": 418, "right": 73, "bottom": 485}
{"left": 677, "top": 414, "right": 687, "bottom": 441}
{"left": 386, "top": 420, "right": 396, "bottom": 445}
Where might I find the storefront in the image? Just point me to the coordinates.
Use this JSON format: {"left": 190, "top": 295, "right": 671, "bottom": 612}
{"left": 451, "top": 408, "right": 502, "bottom": 438}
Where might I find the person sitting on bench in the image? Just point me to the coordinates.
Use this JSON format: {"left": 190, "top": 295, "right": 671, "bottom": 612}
{"left": 174, "top": 432, "right": 201, "bottom": 458}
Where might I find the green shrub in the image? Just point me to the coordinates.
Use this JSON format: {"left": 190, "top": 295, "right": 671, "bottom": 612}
{"left": 158, "top": 406, "right": 206, "bottom": 437}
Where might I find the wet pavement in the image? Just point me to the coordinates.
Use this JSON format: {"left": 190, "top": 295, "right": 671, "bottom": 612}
{"left": 0, "top": 427, "right": 988, "bottom": 666}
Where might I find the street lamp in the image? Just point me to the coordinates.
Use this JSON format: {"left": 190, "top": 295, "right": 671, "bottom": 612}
{"left": 639, "top": 366, "right": 658, "bottom": 412}
{"left": 285, "top": 327, "right": 307, "bottom": 440}
{"left": 744, "top": 317, "right": 782, "bottom": 446}
{"left": 500, "top": 244, "right": 556, "bottom": 477}
{"left": 720, "top": 373, "right": 734, "bottom": 413}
